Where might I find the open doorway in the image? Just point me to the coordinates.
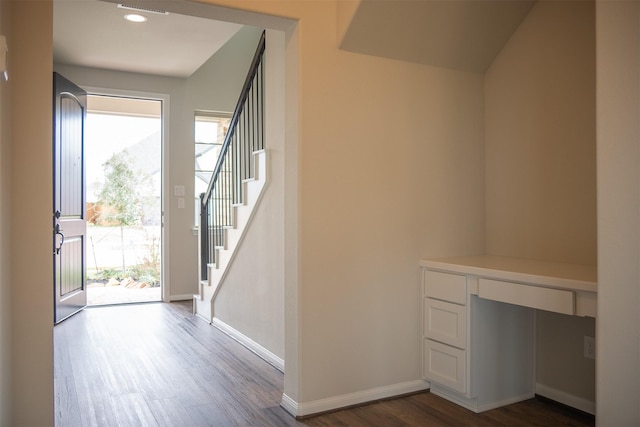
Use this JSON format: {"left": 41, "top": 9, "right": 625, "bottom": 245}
{"left": 85, "top": 94, "right": 162, "bottom": 305}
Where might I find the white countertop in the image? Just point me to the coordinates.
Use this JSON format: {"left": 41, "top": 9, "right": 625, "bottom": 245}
{"left": 421, "top": 255, "right": 597, "bottom": 293}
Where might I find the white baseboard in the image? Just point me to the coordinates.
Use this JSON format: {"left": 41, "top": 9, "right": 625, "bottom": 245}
{"left": 211, "top": 317, "right": 285, "bottom": 372}
{"left": 477, "top": 393, "right": 536, "bottom": 413}
{"left": 169, "top": 293, "right": 195, "bottom": 301}
{"left": 428, "top": 383, "right": 533, "bottom": 413}
{"left": 281, "top": 380, "right": 429, "bottom": 418}
{"left": 535, "top": 382, "right": 595, "bottom": 415}
{"left": 280, "top": 393, "right": 298, "bottom": 416}
{"left": 194, "top": 312, "right": 211, "bottom": 324}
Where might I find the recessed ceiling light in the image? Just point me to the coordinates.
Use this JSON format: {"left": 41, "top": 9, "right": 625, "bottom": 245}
{"left": 124, "top": 13, "right": 147, "bottom": 23}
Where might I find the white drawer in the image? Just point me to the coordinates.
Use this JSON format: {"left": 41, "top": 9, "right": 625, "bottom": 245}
{"left": 424, "top": 270, "right": 466, "bottom": 305}
{"left": 424, "top": 298, "right": 466, "bottom": 349}
{"left": 424, "top": 339, "right": 466, "bottom": 394}
{"left": 478, "top": 278, "right": 575, "bottom": 315}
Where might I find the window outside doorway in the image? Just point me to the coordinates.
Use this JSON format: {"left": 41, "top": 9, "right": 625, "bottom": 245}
{"left": 194, "top": 111, "right": 231, "bottom": 225}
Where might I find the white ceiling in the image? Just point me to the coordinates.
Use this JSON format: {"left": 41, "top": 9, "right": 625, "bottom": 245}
{"left": 53, "top": 0, "right": 243, "bottom": 78}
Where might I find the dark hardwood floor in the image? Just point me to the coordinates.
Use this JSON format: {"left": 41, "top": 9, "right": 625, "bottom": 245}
{"left": 54, "top": 301, "right": 594, "bottom": 426}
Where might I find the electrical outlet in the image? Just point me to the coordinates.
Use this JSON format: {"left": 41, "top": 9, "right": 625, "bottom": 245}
{"left": 584, "top": 336, "right": 595, "bottom": 359}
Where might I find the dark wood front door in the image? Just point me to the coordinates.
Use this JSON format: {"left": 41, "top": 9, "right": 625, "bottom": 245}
{"left": 53, "top": 72, "right": 87, "bottom": 323}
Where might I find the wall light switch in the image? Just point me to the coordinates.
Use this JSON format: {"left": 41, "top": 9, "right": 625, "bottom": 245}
{"left": 174, "top": 185, "right": 185, "bottom": 197}
{"left": 0, "top": 35, "right": 8, "bottom": 82}
{"left": 177, "top": 197, "right": 185, "bottom": 209}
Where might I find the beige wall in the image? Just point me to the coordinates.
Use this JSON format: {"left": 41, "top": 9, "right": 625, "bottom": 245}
{"left": 536, "top": 311, "right": 595, "bottom": 404}
{"left": 299, "top": 51, "right": 484, "bottom": 403}
{"left": 9, "top": 1, "right": 55, "bottom": 425}
{"left": 0, "top": 0, "right": 11, "bottom": 423}
{"left": 485, "top": 1, "right": 597, "bottom": 407}
{"left": 485, "top": 0, "right": 596, "bottom": 266}
{"left": 188, "top": 26, "right": 263, "bottom": 112}
{"left": 596, "top": 1, "right": 640, "bottom": 424}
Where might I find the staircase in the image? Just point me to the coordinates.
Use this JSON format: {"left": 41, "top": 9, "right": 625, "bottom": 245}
{"left": 193, "top": 32, "right": 266, "bottom": 323}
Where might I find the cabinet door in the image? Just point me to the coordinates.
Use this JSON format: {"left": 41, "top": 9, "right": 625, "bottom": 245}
{"left": 424, "top": 339, "right": 466, "bottom": 394}
{"left": 424, "top": 298, "right": 466, "bottom": 349}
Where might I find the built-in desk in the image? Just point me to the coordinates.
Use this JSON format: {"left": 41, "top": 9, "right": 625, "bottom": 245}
{"left": 420, "top": 255, "right": 597, "bottom": 413}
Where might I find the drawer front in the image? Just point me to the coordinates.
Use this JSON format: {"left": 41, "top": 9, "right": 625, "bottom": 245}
{"left": 424, "top": 298, "right": 466, "bottom": 349}
{"left": 424, "top": 270, "right": 466, "bottom": 305}
{"left": 424, "top": 339, "right": 466, "bottom": 394}
{"left": 478, "top": 278, "right": 575, "bottom": 315}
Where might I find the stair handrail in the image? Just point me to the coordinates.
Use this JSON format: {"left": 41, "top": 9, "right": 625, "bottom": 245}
{"left": 201, "top": 31, "right": 265, "bottom": 205}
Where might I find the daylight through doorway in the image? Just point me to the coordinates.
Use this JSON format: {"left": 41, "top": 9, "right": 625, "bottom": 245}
{"left": 85, "top": 95, "right": 162, "bottom": 305}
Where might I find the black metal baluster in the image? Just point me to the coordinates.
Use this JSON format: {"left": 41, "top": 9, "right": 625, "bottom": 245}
{"left": 200, "top": 193, "right": 208, "bottom": 280}
{"left": 260, "top": 61, "right": 264, "bottom": 150}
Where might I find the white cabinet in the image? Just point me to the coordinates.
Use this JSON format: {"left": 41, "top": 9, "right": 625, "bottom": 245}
{"left": 422, "top": 270, "right": 468, "bottom": 394}
{"left": 421, "top": 255, "right": 596, "bottom": 413}
{"left": 422, "top": 268, "right": 536, "bottom": 412}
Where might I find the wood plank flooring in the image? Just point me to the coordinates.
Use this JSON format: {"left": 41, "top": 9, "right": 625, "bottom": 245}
{"left": 55, "top": 301, "right": 595, "bottom": 427}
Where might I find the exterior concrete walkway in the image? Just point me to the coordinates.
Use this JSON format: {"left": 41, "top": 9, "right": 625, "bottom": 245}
{"left": 87, "top": 285, "right": 161, "bottom": 306}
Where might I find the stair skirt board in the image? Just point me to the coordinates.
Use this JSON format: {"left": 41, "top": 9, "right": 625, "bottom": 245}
{"left": 281, "top": 380, "right": 429, "bottom": 418}
{"left": 193, "top": 288, "right": 214, "bottom": 322}
{"left": 196, "top": 281, "right": 208, "bottom": 300}
{"left": 194, "top": 309, "right": 212, "bottom": 324}
{"left": 211, "top": 317, "right": 284, "bottom": 372}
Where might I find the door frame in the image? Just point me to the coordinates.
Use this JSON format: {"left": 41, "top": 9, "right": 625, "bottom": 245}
{"left": 83, "top": 86, "right": 171, "bottom": 303}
